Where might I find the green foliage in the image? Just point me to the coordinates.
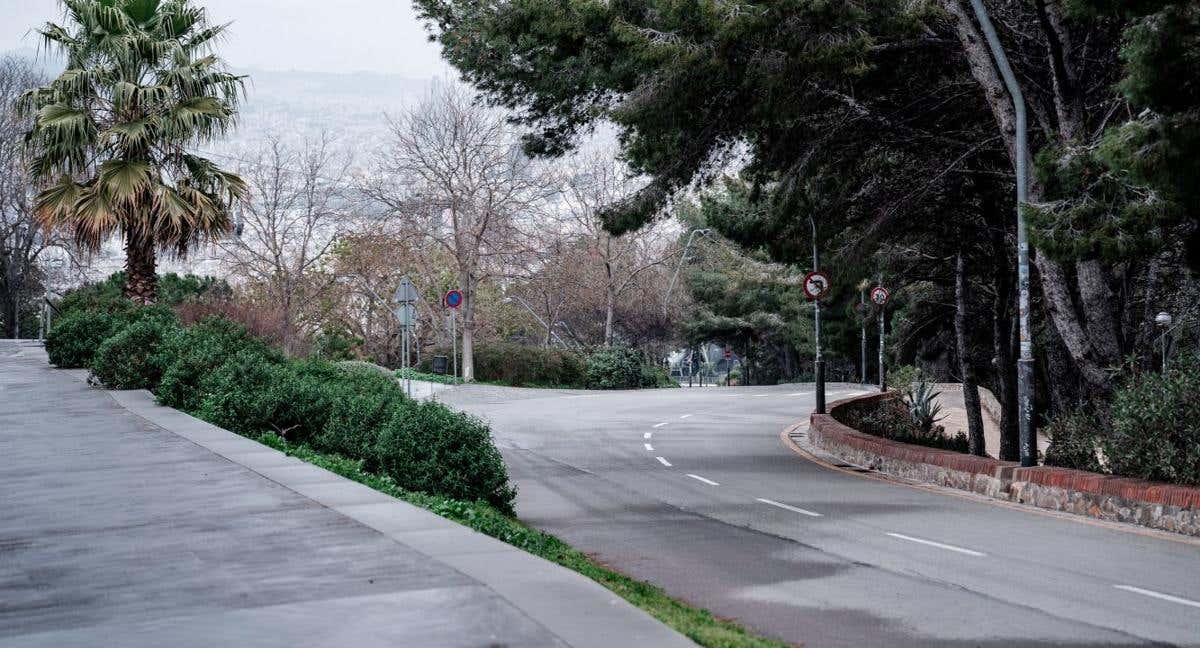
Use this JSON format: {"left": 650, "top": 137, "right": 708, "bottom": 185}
{"left": 89, "top": 306, "right": 181, "bottom": 389}
{"left": 420, "top": 343, "right": 586, "bottom": 387}
{"left": 312, "top": 326, "right": 363, "bottom": 361}
{"left": 586, "top": 345, "right": 659, "bottom": 390}
{"left": 157, "top": 316, "right": 280, "bottom": 411}
{"left": 1043, "top": 406, "right": 1104, "bottom": 473}
{"left": 1101, "top": 354, "right": 1200, "bottom": 485}
{"left": 837, "top": 397, "right": 968, "bottom": 453}
{"left": 45, "top": 305, "right": 129, "bottom": 367}
{"left": 314, "top": 368, "right": 407, "bottom": 466}
{"left": 396, "top": 368, "right": 462, "bottom": 385}
{"left": 887, "top": 364, "right": 923, "bottom": 395}
{"left": 374, "top": 401, "right": 516, "bottom": 513}
{"left": 904, "top": 381, "right": 944, "bottom": 435}
{"left": 260, "top": 436, "right": 788, "bottom": 648}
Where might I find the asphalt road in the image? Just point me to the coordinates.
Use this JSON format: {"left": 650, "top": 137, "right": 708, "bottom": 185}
{"left": 437, "top": 383, "right": 1200, "bottom": 648}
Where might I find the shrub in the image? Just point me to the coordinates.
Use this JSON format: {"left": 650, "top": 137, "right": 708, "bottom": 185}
{"left": 419, "top": 343, "right": 585, "bottom": 387}
{"left": 157, "top": 317, "right": 280, "bottom": 411}
{"left": 1043, "top": 406, "right": 1104, "bottom": 472}
{"left": 372, "top": 400, "right": 516, "bottom": 513}
{"left": 45, "top": 307, "right": 128, "bottom": 368}
{"left": 90, "top": 306, "right": 182, "bottom": 389}
{"left": 315, "top": 368, "right": 407, "bottom": 468}
{"left": 904, "top": 381, "right": 945, "bottom": 434}
{"left": 1101, "top": 354, "right": 1200, "bottom": 485}
{"left": 194, "top": 351, "right": 335, "bottom": 442}
{"left": 837, "top": 397, "right": 969, "bottom": 453}
{"left": 586, "top": 345, "right": 652, "bottom": 390}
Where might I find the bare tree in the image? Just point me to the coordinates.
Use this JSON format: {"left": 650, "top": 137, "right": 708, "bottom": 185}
{"left": 218, "top": 133, "right": 351, "bottom": 354}
{"left": 0, "top": 56, "right": 74, "bottom": 337}
{"left": 363, "top": 85, "right": 553, "bottom": 380}
{"left": 562, "top": 152, "right": 674, "bottom": 345}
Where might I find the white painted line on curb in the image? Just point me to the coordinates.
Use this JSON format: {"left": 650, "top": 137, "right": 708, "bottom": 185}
{"left": 644, "top": 432, "right": 652, "bottom": 439}
{"left": 653, "top": 422, "right": 669, "bottom": 428}
{"left": 644, "top": 443, "right": 654, "bottom": 451}
{"left": 1114, "top": 585, "right": 1200, "bottom": 609}
{"left": 656, "top": 456, "right": 672, "bottom": 467}
{"left": 756, "top": 498, "right": 822, "bottom": 517}
{"left": 686, "top": 474, "right": 720, "bottom": 486}
{"left": 679, "top": 414, "right": 692, "bottom": 419}
{"left": 885, "top": 532, "right": 986, "bottom": 557}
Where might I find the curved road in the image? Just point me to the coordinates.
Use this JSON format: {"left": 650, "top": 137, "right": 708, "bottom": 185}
{"left": 437, "top": 383, "right": 1200, "bottom": 648}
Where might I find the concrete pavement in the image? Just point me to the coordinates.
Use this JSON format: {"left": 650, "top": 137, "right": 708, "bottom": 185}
{"left": 0, "top": 340, "right": 695, "bottom": 648}
{"left": 437, "top": 382, "right": 1200, "bottom": 648}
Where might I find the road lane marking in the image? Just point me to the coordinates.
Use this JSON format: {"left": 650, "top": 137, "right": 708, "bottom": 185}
{"left": 751, "top": 393, "right": 770, "bottom": 398}
{"left": 885, "top": 532, "right": 986, "bottom": 557}
{"left": 679, "top": 414, "right": 692, "bottom": 419}
{"left": 656, "top": 456, "right": 672, "bottom": 467}
{"left": 644, "top": 443, "right": 654, "bottom": 451}
{"left": 653, "top": 422, "right": 669, "bottom": 428}
{"left": 643, "top": 432, "right": 652, "bottom": 439}
{"left": 787, "top": 392, "right": 808, "bottom": 397}
{"left": 1114, "top": 585, "right": 1200, "bottom": 609}
{"left": 686, "top": 474, "right": 720, "bottom": 486}
{"left": 756, "top": 498, "right": 822, "bottom": 517}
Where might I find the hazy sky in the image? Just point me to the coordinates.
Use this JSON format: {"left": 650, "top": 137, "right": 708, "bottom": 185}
{"left": 0, "top": 0, "right": 450, "bottom": 78}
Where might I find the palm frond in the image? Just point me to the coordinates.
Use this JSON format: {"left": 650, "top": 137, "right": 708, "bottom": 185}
{"left": 98, "top": 159, "right": 155, "bottom": 205}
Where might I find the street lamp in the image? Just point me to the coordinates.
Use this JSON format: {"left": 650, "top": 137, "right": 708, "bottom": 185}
{"left": 968, "top": 0, "right": 1037, "bottom": 468}
{"left": 663, "top": 228, "right": 711, "bottom": 317}
{"left": 1156, "top": 311, "right": 1173, "bottom": 373}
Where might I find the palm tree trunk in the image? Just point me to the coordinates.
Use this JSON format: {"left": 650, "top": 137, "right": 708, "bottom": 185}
{"left": 124, "top": 232, "right": 157, "bottom": 305}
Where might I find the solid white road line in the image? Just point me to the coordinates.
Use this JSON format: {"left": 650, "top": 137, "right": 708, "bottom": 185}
{"left": 656, "top": 456, "right": 672, "bottom": 467}
{"left": 644, "top": 432, "right": 652, "bottom": 439}
{"left": 755, "top": 498, "right": 822, "bottom": 518}
{"left": 686, "top": 474, "right": 720, "bottom": 486}
{"left": 1113, "top": 585, "right": 1200, "bottom": 609}
{"left": 653, "top": 422, "right": 669, "bottom": 428}
{"left": 644, "top": 443, "right": 654, "bottom": 451}
{"left": 679, "top": 414, "right": 692, "bottom": 419}
{"left": 885, "top": 532, "right": 986, "bottom": 557}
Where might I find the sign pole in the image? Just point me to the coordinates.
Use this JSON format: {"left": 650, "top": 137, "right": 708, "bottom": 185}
{"left": 452, "top": 309, "right": 458, "bottom": 382}
{"left": 810, "top": 219, "right": 825, "bottom": 415}
{"left": 860, "top": 287, "right": 868, "bottom": 384}
{"left": 878, "top": 307, "right": 886, "bottom": 392}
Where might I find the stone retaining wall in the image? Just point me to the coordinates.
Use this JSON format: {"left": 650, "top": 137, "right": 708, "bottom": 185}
{"left": 810, "top": 393, "right": 1200, "bottom": 537}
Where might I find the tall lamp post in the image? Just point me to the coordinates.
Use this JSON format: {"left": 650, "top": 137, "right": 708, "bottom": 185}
{"left": 968, "top": 0, "right": 1037, "bottom": 467}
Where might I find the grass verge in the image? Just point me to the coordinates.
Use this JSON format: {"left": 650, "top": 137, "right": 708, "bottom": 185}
{"left": 255, "top": 432, "right": 791, "bottom": 648}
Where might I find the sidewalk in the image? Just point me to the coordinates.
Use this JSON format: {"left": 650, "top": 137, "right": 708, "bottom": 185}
{"left": 933, "top": 383, "right": 1050, "bottom": 458}
{"left": 0, "top": 340, "right": 694, "bottom": 648}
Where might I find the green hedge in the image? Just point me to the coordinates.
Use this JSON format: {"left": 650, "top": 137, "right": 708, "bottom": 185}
{"left": 418, "top": 343, "right": 585, "bottom": 387}
{"left": 48, "top": 290, "right": 516, "bottom": 513}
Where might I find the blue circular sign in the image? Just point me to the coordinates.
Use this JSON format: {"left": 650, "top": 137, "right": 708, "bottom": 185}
{"left": 444, "top": 289, "right": 463, "bottom": 309}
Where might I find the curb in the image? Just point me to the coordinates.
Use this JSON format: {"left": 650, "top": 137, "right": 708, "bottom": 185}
{"left": 102, "top": 388, "right": 697, "bottom": 648}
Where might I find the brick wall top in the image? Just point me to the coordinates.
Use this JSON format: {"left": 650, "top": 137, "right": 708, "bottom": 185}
{"left": 813, "top": 391, "right": 1200, "bottom": 510}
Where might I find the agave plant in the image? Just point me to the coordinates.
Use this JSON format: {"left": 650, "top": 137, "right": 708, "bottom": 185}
{"left": 905, "top": 380, "right": 945, "bottom": 435}
{"left": 19, "top": 0, "right": 247, "bottom": 304}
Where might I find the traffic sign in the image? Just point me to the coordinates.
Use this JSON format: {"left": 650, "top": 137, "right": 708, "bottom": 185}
{"left": 724, "top": 347, "right": 732, "bottom": 360}
{"left": 802, "top": 270, "right": 831, "bottom": 301}
{"left": 870, "top": 286, "right": 890, "bottom": 306}
{"left": 444, "top": 289, "right": 463, "bottom": 309}
{"left": 393, "top": 303, "right": 417, "bottom": 327}
{"left": 393, "top": 276, "right": 419, "bottom": 304}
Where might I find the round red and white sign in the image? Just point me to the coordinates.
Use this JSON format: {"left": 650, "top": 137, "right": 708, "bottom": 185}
{"left": 870, "top": 286, "right": 890, "bottom": 306}
{"left": 802, "top": 270, "right": 831, "bottom": 300}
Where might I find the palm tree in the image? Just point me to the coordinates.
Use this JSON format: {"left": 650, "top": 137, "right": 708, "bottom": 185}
{"left": 19, "top": 0, "right": 246, "bottom": 303}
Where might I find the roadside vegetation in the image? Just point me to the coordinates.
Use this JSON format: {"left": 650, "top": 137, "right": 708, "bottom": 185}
{"left": 414, "top": 342, "right": 676, "bottom": 389}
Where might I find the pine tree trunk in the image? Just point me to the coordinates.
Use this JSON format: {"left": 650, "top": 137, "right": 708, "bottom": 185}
{"left": 123, "top": 232, "right": 157, "bottom": 305}
{"left": 955, "top": 251, "right": 987, "bottom": 456}
{"left": 991, "top": 237, "right": 1021, "bottom": 462}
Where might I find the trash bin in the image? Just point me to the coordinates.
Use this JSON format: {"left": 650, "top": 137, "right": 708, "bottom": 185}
{"left": 431, "top": 355, "right": 449, "bottom": 375}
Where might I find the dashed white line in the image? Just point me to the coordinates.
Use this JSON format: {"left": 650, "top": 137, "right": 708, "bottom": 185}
{"left": 644, "top": 443, "right": 654, "bottom": 451}
{"left": 787, "top": 392, "right": 808, "bottom": 397}
{"left": 1114, "top": 585, "right": 1200, "bottom": 609}
{"left": 643, "top": 432, "right": 652, "bottom": 439}
{"left": 652, "top": 422, "right": 669, "bottom": 428}
{"left": 679, "top": 414, "right": 692, "bottom": 419}
{"left": 885, "top": 532, "right": 986, "bottom": 557}
{"left": 755, "top": 498, "right": 822, "bottom": 517}
{"left": 751, "top": 393, "right": 771, "bottom": 398}
{"left": 686, "top": 474, "right": 720, "bottom": 486}
{"left": 656, "top": 456, "right": 672, "bottom": 467}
